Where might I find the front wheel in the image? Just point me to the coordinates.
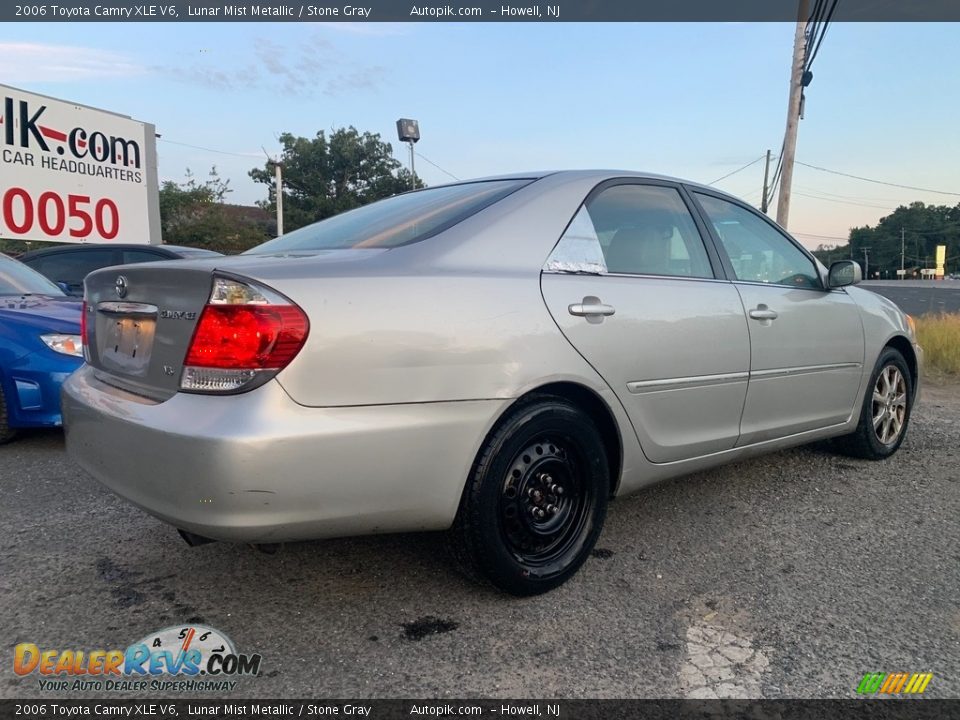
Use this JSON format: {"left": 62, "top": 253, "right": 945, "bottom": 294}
{"left": 835, "top": 347, "right": 913, "bottom": 460}
{"left": 450, "top": 395, "right": 609, "bottom": 596}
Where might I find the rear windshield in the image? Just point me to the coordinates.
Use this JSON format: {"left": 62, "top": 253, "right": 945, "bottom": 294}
{"left": 245, "top": 179, "right": 532, "bottom": 254}
{"left": 173, "top": 248, "right": 223, "bottom": 258}
{"left": 0, "top": 254, "right": 65, "bottom": 296}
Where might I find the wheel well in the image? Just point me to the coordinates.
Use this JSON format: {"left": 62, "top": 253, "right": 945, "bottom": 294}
{"left": 885, "top": 335, "right": 918, "bottom": 393}
{"left": 518, "top": 382, "right": 623, "bottom": 497}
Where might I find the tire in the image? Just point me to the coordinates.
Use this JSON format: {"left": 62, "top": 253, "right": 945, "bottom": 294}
{"left": 450, "top": 394, "right": 609, "bottom": 596}
{"left": 0, "top": 383, "right": 17, "bottom": 445}
{"left": 834, "top": 347, "right": 913, "bottom": 460}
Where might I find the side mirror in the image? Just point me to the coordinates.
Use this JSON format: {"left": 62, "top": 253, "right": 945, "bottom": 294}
{"left": 56, "top": 281, "right": 71, "bottom": 294}
{"left": 828, "top": 260, "right": 862, "bottom": 288}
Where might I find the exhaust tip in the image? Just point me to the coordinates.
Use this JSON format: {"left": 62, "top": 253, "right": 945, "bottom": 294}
{"left": 177, "top": 529, "right": 216, "bottom": 547}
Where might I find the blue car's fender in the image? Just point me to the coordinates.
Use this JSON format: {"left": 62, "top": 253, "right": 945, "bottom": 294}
{"left": 0, "top": 296, "right": 83, "bottom": 430}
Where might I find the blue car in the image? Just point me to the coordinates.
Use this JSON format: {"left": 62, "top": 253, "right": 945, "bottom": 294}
{"left": 0, "top": 253, "right": 83, "bottom": 443}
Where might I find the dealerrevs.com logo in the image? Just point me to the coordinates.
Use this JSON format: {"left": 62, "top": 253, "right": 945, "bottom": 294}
{"left": 13, "top": 625, "right": 262, "bottom": 693}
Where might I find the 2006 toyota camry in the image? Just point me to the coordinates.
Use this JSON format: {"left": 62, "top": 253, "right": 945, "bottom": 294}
{"left": 63, "top": 171, "right": 921, "bottom": 595}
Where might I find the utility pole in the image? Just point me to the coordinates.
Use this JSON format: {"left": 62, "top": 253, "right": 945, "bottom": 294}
{"left": 775, "top": 0, "right": 810, "bottom": 229}
{"left": 274, "top": 161, "right": 284, "bottom": 236}
{"left": 862, "top": 247, "right": 871, "bottom": 280}
{"left": 263, "top": 147, "right": 284, "bottom": 237}
{"left": 900, "top": 226, "right": 905, "bottom": 279}
{"left": 761, "top": 149, "right": 772, "bottom": 214}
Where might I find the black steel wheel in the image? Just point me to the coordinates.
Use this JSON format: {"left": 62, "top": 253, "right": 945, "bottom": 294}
{"left": 835, "top": 347, "right": 914, "bottom": 460}
{"left": 450, "top": 394, "right": 609, "bottom": 596}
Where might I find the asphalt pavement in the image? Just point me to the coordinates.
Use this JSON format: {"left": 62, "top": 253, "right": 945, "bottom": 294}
{"left": 2, "top": 382, "right": 958, "bottom": 699}
{"left": 860, "top": 280, "right": 960, "bottom": 316}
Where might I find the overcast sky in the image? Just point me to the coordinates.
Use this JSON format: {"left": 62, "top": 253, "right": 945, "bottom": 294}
{"left": 5, "top": 21, "right": 958, "bottom": 248}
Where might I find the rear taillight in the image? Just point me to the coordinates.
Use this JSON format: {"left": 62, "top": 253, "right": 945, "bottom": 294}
{"left": 181, "top": 276, "right": 309, "bottom": 393}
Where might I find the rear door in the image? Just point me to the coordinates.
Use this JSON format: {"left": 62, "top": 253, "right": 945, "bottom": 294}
{"left": 540, "top": 180, "right": 751, "bottom": 463}
{"left": 691, "top": 190, "right": 865, "bottom": 444}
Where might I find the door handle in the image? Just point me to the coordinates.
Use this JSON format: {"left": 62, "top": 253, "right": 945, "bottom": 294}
{"left": 748, "top": 305, "right": 778, "bottom": 321}
{"left": 568, "top": 296, "right": 616, "bottom": 323}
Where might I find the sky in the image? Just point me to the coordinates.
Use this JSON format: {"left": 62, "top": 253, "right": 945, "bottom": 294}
{"left": 4, "top": 21, "right": 959, "bottom": 248}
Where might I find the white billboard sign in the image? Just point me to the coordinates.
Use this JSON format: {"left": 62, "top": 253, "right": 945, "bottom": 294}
{"left": 0, "top": 84, "right": 160, "bottom": 245}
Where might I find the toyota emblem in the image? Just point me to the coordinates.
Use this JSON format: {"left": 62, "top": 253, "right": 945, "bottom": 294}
{"left": 115, "top": 275, "right": 128, "bottom": 298}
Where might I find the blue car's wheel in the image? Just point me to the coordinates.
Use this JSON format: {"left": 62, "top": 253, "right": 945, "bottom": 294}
{"left": 0, "top": 384, "right": 17, "bottom": 444}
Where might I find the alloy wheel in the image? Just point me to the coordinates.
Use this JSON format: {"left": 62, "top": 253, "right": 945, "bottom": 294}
{"left": 872, "top": 365, "right": 907, "bottom": 445}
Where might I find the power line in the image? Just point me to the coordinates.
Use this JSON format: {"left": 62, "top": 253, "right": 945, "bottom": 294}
{"left": 158, "top": 138, "right": 263, "bottom": 159}
{"left": 767, "top": 142, "right": 786, "bottom": 201}
{"left": 793, "top": 231, "right": 849, "bottom": 241}
{"left": 795, "top": 161, "right": 960, "bottom": 197}
{"left": 804, "top": 0, "right": 839, "bottom": 73}
{"left": 708, "top": 155, "right": 766, "bottom": 185}
{"left": 794, "top": 183, "right": 905, "bottom": 204}
{"left": 414, "top": 151, "right": 460, "bottom": 181}
{"left": 792, "top": 191, "right": 896, "bottom": 211}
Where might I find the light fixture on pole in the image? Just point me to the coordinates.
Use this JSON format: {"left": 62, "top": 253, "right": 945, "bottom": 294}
{"left": 396, "top": 118, "right": 420, "bottom": 189}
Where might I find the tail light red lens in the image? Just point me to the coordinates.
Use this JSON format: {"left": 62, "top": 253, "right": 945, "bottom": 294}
{"left": 184, "top": 304, "right": 309, "bottom": 369}
{"left": 180, "top": 276, "right": 309, "bottom": 393}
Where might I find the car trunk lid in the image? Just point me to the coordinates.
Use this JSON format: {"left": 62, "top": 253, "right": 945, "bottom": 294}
{"left": 84, "top": 263, "right": 215, "bottom": 401}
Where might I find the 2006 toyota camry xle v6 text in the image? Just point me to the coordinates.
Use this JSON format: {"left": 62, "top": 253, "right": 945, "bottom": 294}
{"left": 63, "top": 171, "right": 921, "bottom": 596}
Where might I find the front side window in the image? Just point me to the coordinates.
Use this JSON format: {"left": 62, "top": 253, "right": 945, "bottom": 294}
{"left": 547, "top": 184, "right": 714, "bottom": 278}
{"left": 246, "top": 179, "right": 532, "bottom": 254}
{"left": 695, "top": 193, "right": 821, "bottom": 289}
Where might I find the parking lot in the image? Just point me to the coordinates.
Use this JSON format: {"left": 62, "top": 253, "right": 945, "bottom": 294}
{"left": 3, "top": 378, "right": 958, "bottom": 699}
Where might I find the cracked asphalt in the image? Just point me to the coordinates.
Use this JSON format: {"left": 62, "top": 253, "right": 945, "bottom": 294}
{"left": 1, "top": 380, "right": 958, "bottom": 699}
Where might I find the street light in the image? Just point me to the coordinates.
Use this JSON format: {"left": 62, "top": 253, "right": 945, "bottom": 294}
{"left": 396, "top": 118, "right": 419, "bottom": 189}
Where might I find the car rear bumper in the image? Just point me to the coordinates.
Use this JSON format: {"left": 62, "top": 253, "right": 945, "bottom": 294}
{"left": 62, "top": 365, "right": 506, "bottom": 543}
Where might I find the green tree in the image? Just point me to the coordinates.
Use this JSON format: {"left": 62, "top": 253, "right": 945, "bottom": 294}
{"left": 250, "top": 127, "right": 424, "bottom": 233}
{"left": 160, "top": 167, "right": 271, "bottom": 253}
{"left": 812, "top": 201, "right": 960, "bottom": 278}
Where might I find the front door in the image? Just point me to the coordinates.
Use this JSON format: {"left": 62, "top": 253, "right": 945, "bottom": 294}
{"left": 692, "top": 191, "right": 865, "bottom": 445}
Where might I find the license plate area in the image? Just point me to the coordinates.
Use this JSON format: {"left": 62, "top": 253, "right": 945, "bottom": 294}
{"left": 96, "top": 302, "right": 158, "bottom": 377}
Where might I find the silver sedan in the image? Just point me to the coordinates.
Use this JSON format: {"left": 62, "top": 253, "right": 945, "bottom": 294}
{"left": 63, "top": 171, "right": 921, "bottom": 595}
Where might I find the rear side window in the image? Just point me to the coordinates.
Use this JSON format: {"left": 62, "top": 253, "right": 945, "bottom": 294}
{"left": 247, "top": 179, "right": 532, "bottom": 254}
{"left": 30, "top": 250, "right": 118, "bottom": 286}
{"left": 547, "top": 184, "right": 714, "bottom": 278}
{"left": 123, "top": 250, "right": 165, "bottom": 264}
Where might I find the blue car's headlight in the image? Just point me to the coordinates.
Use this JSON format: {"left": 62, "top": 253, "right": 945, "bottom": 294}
{"left": 40, "top": 334, "right": 83, "bottom": 358}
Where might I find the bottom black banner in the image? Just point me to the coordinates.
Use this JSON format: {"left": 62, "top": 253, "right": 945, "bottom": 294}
{"left": 2, "top": 700, "right": 959, "bottom": 720}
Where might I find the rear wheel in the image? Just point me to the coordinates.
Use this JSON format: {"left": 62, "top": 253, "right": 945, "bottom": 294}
{"left": 835, "top": 347, "right": 913, "bottom": 460}
{"left": 0, "top": 383, "right": 17, "bottom": 445}
{"left": 450, "top": 395, "right": 609, "bottom": 596}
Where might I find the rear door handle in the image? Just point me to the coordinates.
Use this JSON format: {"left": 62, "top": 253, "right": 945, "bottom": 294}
{"left": 568, "top": 296, "right": 616, "bottom": 323}
{"left": 748, "top": 305, "right": 778, "bottom": 321}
